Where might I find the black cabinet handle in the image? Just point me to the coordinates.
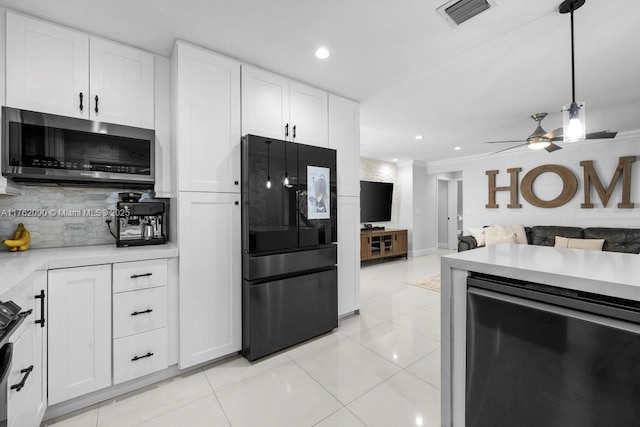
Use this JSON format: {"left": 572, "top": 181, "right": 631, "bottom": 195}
{"left": 130, "top": 273, "right": 152, "bottom": 279}
{"left": 235, "top": 201, "right": 239, "bottom": 205}
{"left": 285, "top": 123, "right": 289, "bottom": 137}
{"left": 34, "top": 290, "right": 45, "bottom": 328}
{"left": 234, "top": 181, "right": 239, "bottom": 185}
{"left": 11, "top": 365, "right": 33, "bottom": 392}
{"left": 79, "top": 92, "right": 84, "bottom": 111}
{"left": 131, "top": 309, "right": 153, "bottom": 316}
{"left": 293, "top": 125, "right": 296, "bottom": 139}
{"left": 132, "top": 352, "right": 154, "bottom": 362}
{"left": 95, "top": 95, "right": 99, "bottom": 114}
{"left": 20, "top": 309, "right": 33, "bottom": 318}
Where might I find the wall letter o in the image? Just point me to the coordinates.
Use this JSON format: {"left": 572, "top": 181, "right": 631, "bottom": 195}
{"left": 520, "top": 165, "right": 578, "bottom": 208}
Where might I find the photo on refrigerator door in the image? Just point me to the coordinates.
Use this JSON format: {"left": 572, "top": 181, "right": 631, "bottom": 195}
{"left": 307, "top": 165, "right": 330, "bottom": 219}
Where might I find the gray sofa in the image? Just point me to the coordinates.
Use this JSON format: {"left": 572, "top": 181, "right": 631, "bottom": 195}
{"left": 458, "top": 226, "right": 640, "bottom": 254}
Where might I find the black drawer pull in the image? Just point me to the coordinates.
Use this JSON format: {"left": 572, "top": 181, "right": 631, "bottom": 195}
{"left": 35, "top": 290, "right": 45, "bottom": 328}
{"left": 131, "top": 309, "right": 153, "bottom": 316}
{"left": 132, "top": 352, "right": 154, "bottom": 362}
{"left": 11, "top": 365, "right": 33, "bottom": 392}
{"left": 130, "top": 273, "right": 152, "bottom": 279}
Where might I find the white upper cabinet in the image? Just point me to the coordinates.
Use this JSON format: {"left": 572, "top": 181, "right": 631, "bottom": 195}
{"left": 173, "top": 41, "right": 241, "bottom": 193}
{"left": 241, "top": 66, "right": 289, "bottom": 141}
{"left": 242, "top": 65, "right": 328, "bottom": 147}
{"left": 289, "top": 81, "right": 328, "bottom": 147}
{"left": 89, "top": 37, "right": 154, "bottom": 128}
{"left": 328, "top": 94, "right": 360, "bottom": 196}
{"left": 6, "top": 12, "right": 154, "bottom": 128}
{"left": 6, "top": 12, "right": 89, "bottom": 119}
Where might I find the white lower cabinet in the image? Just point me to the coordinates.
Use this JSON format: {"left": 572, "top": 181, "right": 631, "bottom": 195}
{"left": 113, "top": 328, "right": 168, "bottom": 385}
{"left": 178, "top": 191, "right": 241, "bottom": 368}
{"left": 8, "top": 323, "right": 35, "bottom": 427}
{"left": 3, "top": 271, "right": 47, "bottom": 427}
{"left": 112, "top": 259, "right": 169, "bottom": 385}
{"left": 48, "top": 265, "right": 112, "bottom": 405}
{"left": 113, "top": 287, "right": 168, "bottom": 338}
{"left": 6, "top": 271, "right": 47, "bottom": 427}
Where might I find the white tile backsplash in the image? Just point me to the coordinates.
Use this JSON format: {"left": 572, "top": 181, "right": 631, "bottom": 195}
{"left": 0, "top": 186, "right": 145, "bottom": 248}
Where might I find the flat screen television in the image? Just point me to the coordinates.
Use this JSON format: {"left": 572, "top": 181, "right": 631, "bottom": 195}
{"left": 360, "top": 181, "right": 393, "bottom": 223}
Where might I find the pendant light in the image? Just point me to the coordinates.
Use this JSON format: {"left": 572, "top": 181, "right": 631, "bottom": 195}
{"left": 560, "top": 0, "right": 586, "bottom": 142}
{"left": 283, "top": 140, "right": 292, "bottom": 188}
{"left": 265, "top": 140, "right": 272, "bottom": 189}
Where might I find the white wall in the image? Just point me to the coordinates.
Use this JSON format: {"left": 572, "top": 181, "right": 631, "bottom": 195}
{"left": 397, "top": 162, "right": 413, "bottom": 232}
{"left": 394, "top": 162, "right": 437, "bottom": 257}
{"left": 412, "top": 165, "right": 434, "bottom": 256}
{"left": 427, "top": 136, "right": 640, "bottom": 231}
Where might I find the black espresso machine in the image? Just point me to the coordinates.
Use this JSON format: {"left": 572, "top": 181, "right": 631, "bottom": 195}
{"left": 115, "top": 192, "right": 168, "bottom": 247}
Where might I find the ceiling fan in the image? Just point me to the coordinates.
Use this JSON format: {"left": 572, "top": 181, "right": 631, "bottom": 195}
{"left": 483, "top": 113, "right": 617, "bottom": 154}
{"left": 483, "top": 0, "right": 618, "bottom": 154}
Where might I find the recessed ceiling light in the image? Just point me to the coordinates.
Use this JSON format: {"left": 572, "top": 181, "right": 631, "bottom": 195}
{"left": 454, "top": 146, "right": 462, "bottom": 150}
{"left": 392, "top": 158, "right": 398, "bottom": 162}
{"left": 415, "top": 135, "right": 423, "bottom": 140}
{"left": 315, "top": 47, "right": 330, "bottom": 59}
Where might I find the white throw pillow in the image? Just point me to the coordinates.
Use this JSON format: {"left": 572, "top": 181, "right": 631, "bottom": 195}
{"left": 485, "top": 234, "right": 517, "bottom": 246}
{"left": 554, "top": 236, "right": 605, "bottom": 251}
{"left": 485, "top": 224, "right": 528, "bottom": 245}
{"left": 467, "top": 227, "right": 486, "bottom": 247}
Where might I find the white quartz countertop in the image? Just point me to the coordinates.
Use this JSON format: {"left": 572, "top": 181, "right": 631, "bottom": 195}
{"left": 443, "top": 243, "right": 640, "bottom": 300}
{"left": 0, "top": 244, "right": 178, "bottom": 297}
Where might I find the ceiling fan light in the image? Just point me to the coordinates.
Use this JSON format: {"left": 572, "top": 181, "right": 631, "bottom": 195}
{"left": 562, "top": 101, "right": 586, "bottom": 142}
{"left": 528, "top": 139, "right": 551, "bottom": 150}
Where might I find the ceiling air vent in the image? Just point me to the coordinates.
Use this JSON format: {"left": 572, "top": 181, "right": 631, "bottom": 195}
{"left": 437, "top": 0, "right": 496, "bottom": 27}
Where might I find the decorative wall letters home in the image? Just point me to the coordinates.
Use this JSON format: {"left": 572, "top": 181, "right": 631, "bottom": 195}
{"left": 486, "top": 156, "right": 636, "bottom": 209}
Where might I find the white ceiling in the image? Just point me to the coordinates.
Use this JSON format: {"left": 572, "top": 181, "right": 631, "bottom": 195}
{"left": 1, "top": 0, "right": 638, "bottom": 163}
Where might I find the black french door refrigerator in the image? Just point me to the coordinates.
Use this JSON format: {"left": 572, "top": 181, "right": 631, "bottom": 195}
{"left": 241, "top": 134, "right": 338, "bottom": 361}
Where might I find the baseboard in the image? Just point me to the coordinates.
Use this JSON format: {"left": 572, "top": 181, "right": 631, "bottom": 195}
{"left": 43, "top": 353, "right": 238, "bottom": 421}
{"left": 410, "top": 247, "right": 439, "bottom": 258}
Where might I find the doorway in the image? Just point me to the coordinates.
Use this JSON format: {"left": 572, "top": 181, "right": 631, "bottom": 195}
{"left": 437, "top": 180, "right": 449, "bottom": 249}
{"left": 437, "top": 174, "right": 463, "bottom": 250}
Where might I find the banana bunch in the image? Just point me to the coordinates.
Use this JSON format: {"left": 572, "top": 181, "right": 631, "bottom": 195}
{"left": 3, "top": 223, "right": 30, "bottom": 252}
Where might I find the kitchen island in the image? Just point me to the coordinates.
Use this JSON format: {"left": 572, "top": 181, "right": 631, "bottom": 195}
{"left": 440, "top": 243, "right": 640, "bottom": 426}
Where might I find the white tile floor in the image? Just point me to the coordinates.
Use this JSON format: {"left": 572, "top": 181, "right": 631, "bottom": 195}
{"left": 44, "top": 251, "right": 450, "bottom": 427}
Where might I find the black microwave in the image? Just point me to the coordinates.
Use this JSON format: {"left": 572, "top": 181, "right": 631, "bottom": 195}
{"left": 2, "top": 107, "right": 155, "bottom": 189}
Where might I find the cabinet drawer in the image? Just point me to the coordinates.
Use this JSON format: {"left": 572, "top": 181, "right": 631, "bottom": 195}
{"left": 8, "top": 325, "right": 34, "bottom": 423}
{"left": 113, "top": 287, "right": 168, "bottom": 339}
{"left": 113, "top": 328, "right": 168, "bottom": 384}
{"left": 113, "top": 259, "right": 168, "bottom": 293}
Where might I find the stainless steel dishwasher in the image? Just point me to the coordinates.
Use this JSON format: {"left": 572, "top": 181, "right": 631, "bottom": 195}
{"left": 466, "top": 273, "right": 640, "bottom": 427}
